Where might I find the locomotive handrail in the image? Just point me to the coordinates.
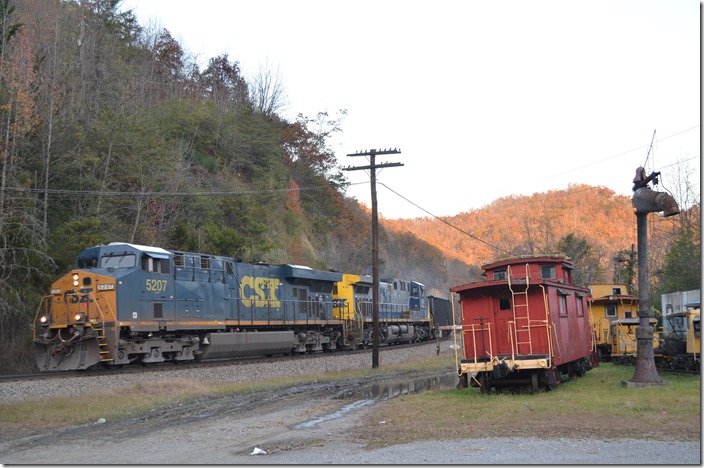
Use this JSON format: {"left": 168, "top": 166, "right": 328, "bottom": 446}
{"left": 32, "top": 295, "right": 53, "bottom": 340}
{"left": 86, "top": 291, "right": 114, "bottom": 349}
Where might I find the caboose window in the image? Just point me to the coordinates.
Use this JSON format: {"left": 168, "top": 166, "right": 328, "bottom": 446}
{"left": 493, "top": 270, "right": 506, "bottom": 281}
{"left": 559, "top": 295, "right": 568, "bottom": 316}
{"left": 499, "top": 297, "right": 511, "bottom": 310}
{"left": 541, "top": 265, "right": 556, "bottom": 279}
{"left": 605, "top": 304, "right": 617, "bottom": 318}
{"left": 611, "top": 287, "right": 622, "bottom": 295}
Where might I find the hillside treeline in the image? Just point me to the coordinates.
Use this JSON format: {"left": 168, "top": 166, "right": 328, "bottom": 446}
{"left": 0, "top": 0, "right": 468, "bottom": 372}
{"left": 0, "top": 0, "right": 698, "bottom": 373}
{"left": 388, "top": 183, "right": 700, "bottom": 301}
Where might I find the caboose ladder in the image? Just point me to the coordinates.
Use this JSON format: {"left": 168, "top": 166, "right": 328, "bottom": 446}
{"left": 508, "top": 264, "right": 533, "bottom": 355}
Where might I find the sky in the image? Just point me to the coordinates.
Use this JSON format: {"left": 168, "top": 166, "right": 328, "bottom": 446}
{"left": 121, "top": 0, "right": 700, "bottom": 219}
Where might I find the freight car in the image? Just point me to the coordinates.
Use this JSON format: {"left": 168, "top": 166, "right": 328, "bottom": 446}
{"left": 657, "top": 304, "right": 700, "bottom": 371}
{"left": 428, "top": 295, "right": 455, "bottom": 337}
{"left": 451, "top": 255, "right": 595, "bottom": 393}
{"left": 33, "top": 242, "right": 436, "bottom": 372}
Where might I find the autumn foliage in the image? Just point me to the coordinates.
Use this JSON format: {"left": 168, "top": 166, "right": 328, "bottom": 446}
{"left": 383, "top": 184, "right": 688, "bottom": 290}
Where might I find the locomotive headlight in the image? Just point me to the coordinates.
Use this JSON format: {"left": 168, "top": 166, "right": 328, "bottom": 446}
{"left": 72, "top": 273, "right": 80, "bottom": 287}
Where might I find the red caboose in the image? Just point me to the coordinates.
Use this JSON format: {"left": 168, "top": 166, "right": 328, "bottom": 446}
{"left": 451, "top": 255, "right": 595, "bottom": 393}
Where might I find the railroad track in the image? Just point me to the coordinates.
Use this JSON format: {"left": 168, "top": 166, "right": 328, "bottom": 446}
{"left": 0, "top": 338, "right": 443, "bottom": 383}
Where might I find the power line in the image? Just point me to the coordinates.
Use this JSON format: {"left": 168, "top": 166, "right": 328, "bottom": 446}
{"left": 0, "top": 183, "right": 369, "bottom": 198}
{"left": 545, "top": 125, "right": 700, "bottom": 179}
{"left": 378, "top": 182, "right": 512, "bottom": 255}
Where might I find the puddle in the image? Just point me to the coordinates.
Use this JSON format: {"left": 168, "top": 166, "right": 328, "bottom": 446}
{"left": 293, "top": 373, "right": 456, "bottom": 429}
{"left": 293, "top": 399, "right": 376, "bottom": 429}
{"left": 335, "top": 373, "right": 457, "bottom": 401}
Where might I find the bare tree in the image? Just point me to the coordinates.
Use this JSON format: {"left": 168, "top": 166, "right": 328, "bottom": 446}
{"left": 250, "top": 60, "right": 287, "bottom": 117}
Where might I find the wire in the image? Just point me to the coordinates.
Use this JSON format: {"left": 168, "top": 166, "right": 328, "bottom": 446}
{"left": 643, "top": 129, "right": 657, "bottom": 171}
{"left": 1, "top": 182, "right": 369, "bottom": 198}
{"left": 378, "top": 182, "right": 512, "bottom": 255}
{"left": 546, "top": 125, "right": 699, "bottom": 179}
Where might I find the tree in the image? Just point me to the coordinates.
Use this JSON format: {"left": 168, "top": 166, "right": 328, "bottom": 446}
{"left": 613, "top": 245, "right": 636, "bottom": 292}
{"left": 656, "top": 212, "right": 701, "bottom": 294}
{"left": 199, "top": 54, "right": 248, "bottom": 112}
{"left": 557, "top": 233, "right": 601, "bottom": 286}
{"left": 250, "top": 60, "right": 287, "bottom": 117}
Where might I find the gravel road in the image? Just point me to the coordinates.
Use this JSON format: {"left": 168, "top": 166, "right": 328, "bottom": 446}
{"left": 1, "top": 342, "right": 700, "bottom": 465}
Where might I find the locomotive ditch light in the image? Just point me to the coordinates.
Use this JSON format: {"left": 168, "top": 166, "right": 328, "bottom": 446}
{"left": 72, "top": 273, "right": 80, "bottom": 287}
{"left": 74, "top": 312, "right": 86, "bottom": 323}
{"left": 39, "top": 315, "right": 50, "bottom": 326}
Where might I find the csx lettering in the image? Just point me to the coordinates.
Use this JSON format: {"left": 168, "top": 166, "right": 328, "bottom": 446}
{"left": 65, "top": 288, "right": 94, "bottom": 304}
{"left": 146, "top": 279, "right": 168, "bottom": 292}
{"left": 240, "top": 276, "right": 280, "bottom": 307}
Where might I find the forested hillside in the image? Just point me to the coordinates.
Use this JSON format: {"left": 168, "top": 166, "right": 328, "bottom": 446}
{"left": 0, "top": 0, "right": 470, "bottom": 371}
{"left": 0, "top": 0, "right": 698, "bottom": 373}
{"left": 386, "top": 183, "right": 700, "bottom": 295}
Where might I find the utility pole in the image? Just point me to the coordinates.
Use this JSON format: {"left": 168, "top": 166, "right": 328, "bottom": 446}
{"left": 344, "top": 148, "right": 402, "bottom": 368}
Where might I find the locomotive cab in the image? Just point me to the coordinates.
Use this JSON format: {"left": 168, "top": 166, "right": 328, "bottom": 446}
{"left": 34, "top": 242, "right": 174, "bottom": 371}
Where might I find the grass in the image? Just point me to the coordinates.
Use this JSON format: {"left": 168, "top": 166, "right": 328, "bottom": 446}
{"left": 0, "top": 354, "right": 454, "bottom": 435}
{"left": 352, "top": 363, "right": 701, "bottom": 448}
{"left": 1, "top": 355, "right": 699, "bottom": 447}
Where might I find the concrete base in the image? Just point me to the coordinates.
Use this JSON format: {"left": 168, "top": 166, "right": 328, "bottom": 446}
{"left": 621, "top": 380, "right": 670, "bottom": 388}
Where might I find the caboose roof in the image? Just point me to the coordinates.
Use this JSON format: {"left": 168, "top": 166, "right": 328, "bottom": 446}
{"left": 450, "top": 255, "right": 585, "bottom": 295}
{"left": 589, "top": 294, "right": 639, "bottom": 302}
{"left": 481, "top": 254, "right": 573, "bottom": 272}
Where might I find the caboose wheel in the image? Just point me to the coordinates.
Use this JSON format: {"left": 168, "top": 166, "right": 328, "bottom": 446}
{"left": 531, "top": 372, "right": 539, "bottom": 393}
{"left": 479, "top": 376, "right": 491, "bottom": 394}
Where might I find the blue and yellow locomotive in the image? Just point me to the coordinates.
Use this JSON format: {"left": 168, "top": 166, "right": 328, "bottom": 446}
{"left": 331, "top": 273, "right": 432, "bottom": 347}
{"left": 33, "top": 242, "right": 435, "bottom": 371}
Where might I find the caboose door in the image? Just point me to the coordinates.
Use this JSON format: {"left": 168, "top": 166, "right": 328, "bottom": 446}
{"left": 493, "top": 308, "right": 514, "bottom": 356}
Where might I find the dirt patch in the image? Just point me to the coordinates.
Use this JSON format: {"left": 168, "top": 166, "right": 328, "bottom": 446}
{"left": 1, "top": 361, "right": 700, "bottom": 464}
